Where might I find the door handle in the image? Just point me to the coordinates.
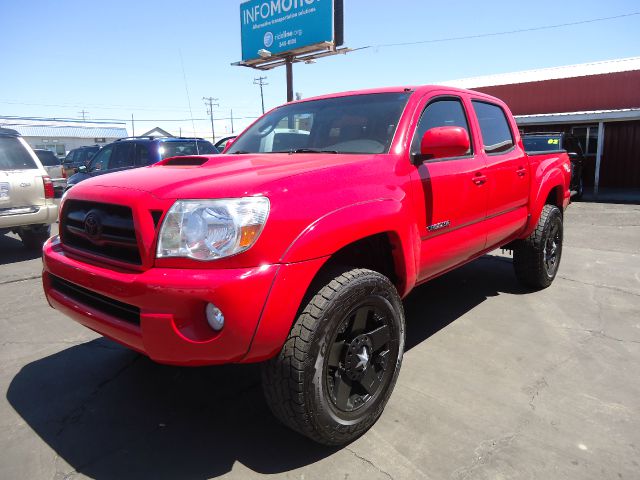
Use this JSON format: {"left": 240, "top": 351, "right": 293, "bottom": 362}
{"left": 516, "top": 166, "right": 527, "bottom": 177}
{"left": 472, "top": 172, "right": 487, "bottom": 185}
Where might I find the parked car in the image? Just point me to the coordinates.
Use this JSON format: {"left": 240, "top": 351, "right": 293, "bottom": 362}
{"left": 43, "top": 86, "right": 571, "bottom": 445}
{"left": 214, "top": 135, "right": 236, "bottom": 152}
{"left": 33, "top": 149, "right": 66, "bottom": 197}
{"left": 522, "top": 132, "right": 585, "bottom": 199}
{"left": 0, "top": 128, "right": 57, "bottom": 248}
{"left": 65, "top": 137, "right": 218, "bottom": 190}
{"left": 62, "top": 145, "right": 101, "bottom": 178}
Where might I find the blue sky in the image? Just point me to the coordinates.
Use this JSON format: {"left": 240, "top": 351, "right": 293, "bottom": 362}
{"left": 1, "top": 0, "right": 639, "bottom": 138}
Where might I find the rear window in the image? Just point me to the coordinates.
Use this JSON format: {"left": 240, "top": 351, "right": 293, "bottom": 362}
{"left": 35, "top": 150, "right": 61, "bottom": 166}
{"left": 158, "top": 140, "right": 217, "bottom": 160}
{"left": 522, "top": 135, "right": 563, "bottom": 153}
{"left": 0, "top": 137, "right": 38, "bottom": 170}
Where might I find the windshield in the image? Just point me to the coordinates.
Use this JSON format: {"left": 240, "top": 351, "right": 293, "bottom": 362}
{"left": 158, "top": 140, "right": 217, "bottom": 159}
{"left": 0, "top": 137, "right": 38, "bottom": 170}
{"left": 227, "top": 92, "right": 411, "bottom": 155}
{"left": 522, "top": 135, "right": 563, "bottom": 152}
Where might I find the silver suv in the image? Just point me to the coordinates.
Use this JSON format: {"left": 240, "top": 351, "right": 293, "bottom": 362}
{"left": 0, "top": 128, "right": 58, "bottom": 249}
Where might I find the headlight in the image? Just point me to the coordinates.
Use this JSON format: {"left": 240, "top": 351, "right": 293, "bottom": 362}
{"left": 157, "top": 197, "right": 270, "bottom": 260}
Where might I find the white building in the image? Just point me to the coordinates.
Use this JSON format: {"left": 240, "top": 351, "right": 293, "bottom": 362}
{"left": 0, "top": 117, "right": 128, "bottom": 156}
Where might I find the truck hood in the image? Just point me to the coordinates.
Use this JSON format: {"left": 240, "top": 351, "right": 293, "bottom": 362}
{"left": 74, "top": 153, "right": 370, "bottom": 199}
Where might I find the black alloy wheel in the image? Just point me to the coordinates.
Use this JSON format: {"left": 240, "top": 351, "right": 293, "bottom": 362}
{"left": 543, "top": 221, "right": 561, "bottom": 278}
{"left": 325, "top": 299, "right": 396, "bottom": 413}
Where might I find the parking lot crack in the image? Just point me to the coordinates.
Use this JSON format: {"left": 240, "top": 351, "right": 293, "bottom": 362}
{"left": 527, "top": 377, "right": 548, "bottom": 411}
{"left": 557, "top": 275, "right": 640, "bottom": 297}
{"left": 55, "top": 355, "right": 140, "bottom": 436}
{"left": 451, "top": 433, "right": 518, "bottom": 480}
{"left": 562, "top": 327, "right": 640, "bottom": 345}
{"left": 345, "top": 447, "right": 393, "bottom": 479}
{"left": 0, "top": 274, "right": 42, "bottom": 285}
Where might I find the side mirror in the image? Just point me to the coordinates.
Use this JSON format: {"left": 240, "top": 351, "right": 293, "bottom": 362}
{"left": 418, "top": 126, "right": 470, "bottom": 161}
{"left": 77, "top": 165, "right": 87, "bottom": 173}
{"left": 221, "top": 137, "right": 235, "bottom": 153}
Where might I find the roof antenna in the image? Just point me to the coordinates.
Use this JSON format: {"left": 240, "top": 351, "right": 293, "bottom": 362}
{"left": 179, "top": 49, "right": 199, "bottom": 154}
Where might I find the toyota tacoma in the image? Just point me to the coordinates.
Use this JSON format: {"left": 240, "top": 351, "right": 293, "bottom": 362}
{"left": 43, "top": 86, "right": 571, "bottom": 445}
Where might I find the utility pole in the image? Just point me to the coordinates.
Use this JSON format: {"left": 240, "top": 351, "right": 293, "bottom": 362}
{"left": 230, "top": 109, "right": 235, "bottom": 133}
{"left": 202, "top": 96, "right": 219, "bottom": 142}
{"left": 131, "top": 114, "right": 135, "bottom": 137}
{"left": 254, "top": 76, "right": 268, "bottom": 114}
{"left": 78, "top": 109, "right": 89, "bottom": 121}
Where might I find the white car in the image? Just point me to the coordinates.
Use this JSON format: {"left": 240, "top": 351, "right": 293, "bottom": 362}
{"left": 0, "top": 128, "right": 58, "bottom": 249}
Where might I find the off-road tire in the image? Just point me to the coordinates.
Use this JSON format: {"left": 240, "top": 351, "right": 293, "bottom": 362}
{"left": 19, "top": 225, "right": 51, "bottom": 250}
{"left": 261, "top": 267, "right": 405, "bottom": 446}
{"left": 574, "top": 176, "right": 584, "bottom": 201}
{"left": 513, "top": 205, "right": 563, "bottom": 289}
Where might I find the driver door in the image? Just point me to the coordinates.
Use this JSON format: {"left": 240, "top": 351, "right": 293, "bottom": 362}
{"left": 409, "top": 93, "right": 489, "bottom": 282}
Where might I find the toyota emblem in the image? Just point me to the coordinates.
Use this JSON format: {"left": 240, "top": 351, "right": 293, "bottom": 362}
{"left": 83, "top": 212, "right": 102, "bottom": 239}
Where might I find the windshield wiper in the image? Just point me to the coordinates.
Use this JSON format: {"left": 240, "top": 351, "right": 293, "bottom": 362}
{"left": 231, "top": 150, "right": 251, "bottom": 154}
{"left": 288, "top": 148, "right": 338, "bottom": 154}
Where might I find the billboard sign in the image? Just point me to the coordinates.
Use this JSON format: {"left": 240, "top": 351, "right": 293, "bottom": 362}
{"left": 240, "top": 0, "right": 342, "bottom": 62}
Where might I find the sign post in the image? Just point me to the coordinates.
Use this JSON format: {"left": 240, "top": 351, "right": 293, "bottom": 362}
{"left": 234, "top": 0, "right": 347, "bottom": 102}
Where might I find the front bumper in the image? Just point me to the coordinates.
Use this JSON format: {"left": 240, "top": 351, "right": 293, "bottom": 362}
{"left": 43, "top": 236, "right": 279, "bottom": 366}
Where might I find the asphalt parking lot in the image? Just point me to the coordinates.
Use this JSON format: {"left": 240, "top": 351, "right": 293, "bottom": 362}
{"left": 1, "top": 201, "right": 639, "bottom": 480}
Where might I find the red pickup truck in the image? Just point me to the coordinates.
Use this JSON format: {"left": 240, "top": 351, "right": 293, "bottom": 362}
{"left": 43, "top": 86, "right": 571, "bottom": 445}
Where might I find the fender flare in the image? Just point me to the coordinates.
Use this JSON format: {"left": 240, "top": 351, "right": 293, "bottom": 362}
{"left": 280, "top": 198, "right": 417, "bottom": 295}
{"left": 523, "top": 168, "right": 566, "bottom": 237}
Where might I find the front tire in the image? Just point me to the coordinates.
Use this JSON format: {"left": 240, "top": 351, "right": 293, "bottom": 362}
{"left": 19, "top": 225, "right": 51, "bottom": 250}
{"left": 513, "top": 205, "right": 563, "bottom": 289}
{"left": 261, "top": 267, "right": 405, "bottom": 445}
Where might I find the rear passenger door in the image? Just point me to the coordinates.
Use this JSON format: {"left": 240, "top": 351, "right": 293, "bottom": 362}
{"left": 409, "top": 94, "right": 489, "bottom": 281}
{"left": 471, "top": 100, "right": 529, "bottom": 248}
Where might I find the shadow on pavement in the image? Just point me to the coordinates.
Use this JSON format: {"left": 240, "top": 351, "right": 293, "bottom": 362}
{"left": 7, "top": 254, "right": 527, "bottom": 479}
{"left": 0, "top": 233, "right": 41, "bottom": 266}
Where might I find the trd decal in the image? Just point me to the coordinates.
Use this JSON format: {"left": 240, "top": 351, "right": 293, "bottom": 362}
{"left": 427, "top": 220, "right": 451, "bottom": 232}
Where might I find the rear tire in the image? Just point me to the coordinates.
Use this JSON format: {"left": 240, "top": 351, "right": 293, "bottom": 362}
{"left": 19, "top": 225, "right": 51, "bottom": 250}
{"left": 574, "top": 176, "right": 584, "bottom": 200}
{"left": 513, "top": 205, "right": 563, "bottom": 289}
{"left": 261, "top": 267, "right": 405, "bottom": 446}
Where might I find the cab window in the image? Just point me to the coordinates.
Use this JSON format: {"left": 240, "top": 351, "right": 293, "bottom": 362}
{"left": 472, "top": 101, "right": 514, "bottom": 154}
{"left": 411, "top": 98, "right": 472, "bottom": 157}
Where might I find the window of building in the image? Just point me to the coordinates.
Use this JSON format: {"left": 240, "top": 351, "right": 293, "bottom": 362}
{"left": 472, "top": 101, "right": 514, "bottom": 154}
{"left": 411, "top": 98, "right": 473, "bottom": 157}
{"left": 571, "top": 125, "right": 599, "bottom": 155}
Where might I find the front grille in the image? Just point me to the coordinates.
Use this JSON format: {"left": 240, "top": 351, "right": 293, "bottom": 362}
{"left": 50, "top": 274, "right": 141, "bottom": 325}
{"left": 61, "top": 200, "right": 141, "bottom": 265}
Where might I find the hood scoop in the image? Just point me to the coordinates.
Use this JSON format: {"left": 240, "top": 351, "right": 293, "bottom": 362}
{"left": 159, "top": 156, "right": 209, "bottom": 167}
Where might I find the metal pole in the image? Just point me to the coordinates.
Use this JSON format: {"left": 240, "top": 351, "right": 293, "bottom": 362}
{"left": 286, "top": 58, "right": 293, "bottom": 103}
{"left": 253, "top": 76, "right": 268, "bottom": 115}
{"left": 594, "top": 122, "right": 605, "bottom": 197}
{"left": 131, "top": 114, "right": 135, "bottom": 137}
{"left": 209, "top": 101, "right": 215, "bottom": 142}
{"left": 230, "top": 109, "right": 235, "bottom": 133}
{"left": 202, "top": 97, "right": 219, "bottom": 142}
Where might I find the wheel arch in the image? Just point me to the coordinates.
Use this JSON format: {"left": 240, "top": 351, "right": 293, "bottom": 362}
{"left": 244, "top": 201, "right": 418, "bottom": 363}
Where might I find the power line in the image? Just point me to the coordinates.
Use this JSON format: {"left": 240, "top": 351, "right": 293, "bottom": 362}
{"left": 364, "top": 12, "right": 640, "bottom": 49}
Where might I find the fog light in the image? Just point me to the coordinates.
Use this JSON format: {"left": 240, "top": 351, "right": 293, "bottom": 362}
{"left": 205, "top": 303, "right": 225, "bottom": 331}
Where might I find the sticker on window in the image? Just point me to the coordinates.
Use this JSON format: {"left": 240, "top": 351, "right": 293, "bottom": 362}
{"left": 547, "top": 139, "right": 559, "bottom": 145}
